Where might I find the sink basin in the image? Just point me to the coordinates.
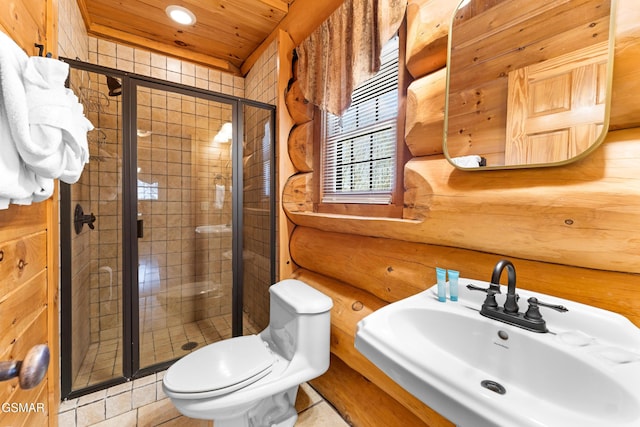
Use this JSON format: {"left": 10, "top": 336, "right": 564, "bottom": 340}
{"left": 355, "top": 279, "right": 640, "bottom": 427}
{"left": 195, "top": 224, "right": 232, "bottom": 234}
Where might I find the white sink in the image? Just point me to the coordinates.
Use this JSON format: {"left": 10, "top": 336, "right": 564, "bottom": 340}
{"left": 195, "top": 224, "right": 232, "bottom": 234}
{"left": 355, "top": 279, "right": 640, "bottom": 427}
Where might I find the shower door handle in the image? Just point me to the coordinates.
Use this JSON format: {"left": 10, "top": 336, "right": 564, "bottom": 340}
{"left": 0, "top": 344, "right": 50, "bottom": 389}
{"left": 137, "top": 219, "right": 144, "bottom": 238}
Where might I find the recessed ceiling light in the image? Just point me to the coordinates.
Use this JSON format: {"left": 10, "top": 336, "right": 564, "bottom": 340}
{"left": 166, "top": 5, "right": 196, "bottom": 25}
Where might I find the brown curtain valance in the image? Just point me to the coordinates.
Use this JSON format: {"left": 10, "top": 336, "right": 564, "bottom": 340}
{"left": 296, "top": 0, "right": 407, "bottom": 117}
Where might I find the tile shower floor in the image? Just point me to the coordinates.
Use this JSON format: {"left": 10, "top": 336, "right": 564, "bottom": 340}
{"left": 73, "top": 313, "right": 259, "bottom": 390}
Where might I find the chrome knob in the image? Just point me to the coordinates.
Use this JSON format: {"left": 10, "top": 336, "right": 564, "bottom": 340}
{"left": 0, "top": 344, "right": 50, "bottom": 389}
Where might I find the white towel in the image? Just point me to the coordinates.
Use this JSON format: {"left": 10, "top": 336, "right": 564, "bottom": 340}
{"left": 451, "top": 155, "right": 482, "bottom": 168}
{"left": 0, "top": 32, "right": 50, "bottom": 208}
{"left": 0, "top": 32, "right": 93, "bottom": 209}
{"left": 22, "top": 55, "right": 93, "bottom": 183}
{"left": 214, "top": 184, "right": 225, "bottom": 209}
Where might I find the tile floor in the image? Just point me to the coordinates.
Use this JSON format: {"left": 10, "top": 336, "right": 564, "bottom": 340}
{"left": 64, "top": 254, "right": 346, "bottom": 426}
{"left": 59, "top": 379, "right": 349, "bottom": 427}
{"left": 62, "top": 311, "right": 349, "bottom": 427}
{"left": 73, "top": 314, "right": 258, "bottom": 390}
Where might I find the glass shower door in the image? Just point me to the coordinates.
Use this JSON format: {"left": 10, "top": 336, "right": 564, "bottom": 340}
{"left": 240, "top": 104, "right": 276, "bottom": 332}
{"left": 61, "top": 66, "right": 125, "bottom": 393}
{"left": 135, "top": 82, "right": 235, "bottom": 368}
{"left": 61, "top": 58, "right": 276, "bottom": 398}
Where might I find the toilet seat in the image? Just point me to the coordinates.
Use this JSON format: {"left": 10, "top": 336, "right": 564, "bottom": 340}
{"left": 163, "top": 335, "right": 275, "bottom": 399}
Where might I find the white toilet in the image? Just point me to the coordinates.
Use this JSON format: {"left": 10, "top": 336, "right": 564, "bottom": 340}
{"left": 163, "top": 279, "right": 333, "bottom": 427}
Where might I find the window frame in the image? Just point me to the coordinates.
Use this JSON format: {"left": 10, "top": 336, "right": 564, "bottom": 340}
{"left": 313, "top": 23, "right": 410, "bottom": 218}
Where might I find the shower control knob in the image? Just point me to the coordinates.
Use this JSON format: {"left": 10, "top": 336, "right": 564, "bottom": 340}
{"left": 0, "top": 344, "right": 50, "bottom": 389}
{"left": 74, "top": 204, "right": 97, "bottom": 234}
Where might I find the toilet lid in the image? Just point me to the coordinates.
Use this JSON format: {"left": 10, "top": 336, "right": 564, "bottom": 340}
{"left": 163, "top": 335, "right": 274, "bottom": 395}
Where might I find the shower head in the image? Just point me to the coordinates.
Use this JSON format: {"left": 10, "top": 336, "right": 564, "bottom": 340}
{"left": 106, "top": 75, "right": 122, "bottom": 97}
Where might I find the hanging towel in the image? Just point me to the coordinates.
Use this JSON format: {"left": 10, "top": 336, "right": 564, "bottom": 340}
{"left": 0, "top": 32, "right": 51, "bottom": 208}
{"left": 214, "top": 184, "right": 225, "bottom": 209}
{"left": 22, "top": 54, "right": 93, "bottom": 183}
{"left": 0, "top": 32, "right": 93, "bottom": 209}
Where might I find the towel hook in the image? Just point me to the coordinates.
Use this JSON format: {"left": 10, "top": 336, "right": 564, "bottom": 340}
{"left": 33, "top": 44, "right": 52, "bottom": 58}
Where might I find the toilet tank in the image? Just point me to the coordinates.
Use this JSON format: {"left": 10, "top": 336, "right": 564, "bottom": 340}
{"left": 267, "top": 279, "right": 333, "bottom": 363}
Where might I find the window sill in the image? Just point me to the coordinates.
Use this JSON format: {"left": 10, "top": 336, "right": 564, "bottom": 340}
{"left": 283, "top": 207, "right": 422, "bottom": 243}
{"left": 316, "top": 203, "right": 404, "bottom": 218}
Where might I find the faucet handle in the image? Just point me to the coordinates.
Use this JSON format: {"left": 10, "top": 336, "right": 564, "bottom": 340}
{"left": 466, "top": 284, "right": 501, "bottom": 294}
{"left": 525, "top": 297, "right": 568, "bottom": 321}
{"left": 466, "top": 284, "right": 499, "bottom": 310}
{"left": 533, "top": 298, "right": 568, "bottom": 312}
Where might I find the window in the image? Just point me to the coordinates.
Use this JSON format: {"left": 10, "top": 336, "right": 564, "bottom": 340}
{"left": 262, "top": 121, "right": 271, "bottom": 198}
{"left": 321, "top": 36, "right": 400, "bottom": 207}
{"left": 137, "top": 179, "right": 158, "bottom": 200}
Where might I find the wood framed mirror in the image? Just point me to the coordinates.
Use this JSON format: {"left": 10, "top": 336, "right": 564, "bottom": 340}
{"left": 443, "top": 0, "right": 617, "bottom": 170}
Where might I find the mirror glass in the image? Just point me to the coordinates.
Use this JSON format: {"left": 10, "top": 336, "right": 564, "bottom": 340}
{"left": 444, "top": 0, "right": 615, "bottom": 170}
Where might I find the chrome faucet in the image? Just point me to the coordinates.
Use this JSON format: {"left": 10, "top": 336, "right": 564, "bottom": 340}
{"left": 467, "top": 259, "right": 568, "bottom": 333}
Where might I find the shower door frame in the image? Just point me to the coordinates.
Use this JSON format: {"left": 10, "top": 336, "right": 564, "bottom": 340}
{"left": 60, "top": 59, "right": 276, "bottom": 399}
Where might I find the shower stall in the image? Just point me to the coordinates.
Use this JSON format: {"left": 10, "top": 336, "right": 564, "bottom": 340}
{"left": 60, "top": 59, "right": 275, "bottom": 398}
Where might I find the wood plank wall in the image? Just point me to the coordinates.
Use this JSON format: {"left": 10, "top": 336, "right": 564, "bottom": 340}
{"left": 0, "top": 1, "right": 59, "bottom": 426}
{"left": 279, "top": 0, "right": 640, "bottom": 425}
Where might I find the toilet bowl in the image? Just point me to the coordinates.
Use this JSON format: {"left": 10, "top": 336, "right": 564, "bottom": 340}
{"left": 163, "top": 279, "right": 333, "bottom": 427}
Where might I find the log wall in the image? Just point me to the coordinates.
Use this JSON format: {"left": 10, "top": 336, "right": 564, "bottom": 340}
{"left": 278, "top": 0, "right": 640, "bottom": 425}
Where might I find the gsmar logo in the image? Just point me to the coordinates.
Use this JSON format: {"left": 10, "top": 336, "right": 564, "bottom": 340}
{"left": 1, "top": 402, "right": 46, "bottom": 413}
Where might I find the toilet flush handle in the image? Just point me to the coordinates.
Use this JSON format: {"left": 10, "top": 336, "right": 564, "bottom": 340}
{"left": 0, "top": 344, "right": 50, "bottom": 389}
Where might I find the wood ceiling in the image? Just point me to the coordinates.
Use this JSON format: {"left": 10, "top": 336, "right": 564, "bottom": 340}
{"left": 77, "top": 0, "right": 296, "bottom": 75}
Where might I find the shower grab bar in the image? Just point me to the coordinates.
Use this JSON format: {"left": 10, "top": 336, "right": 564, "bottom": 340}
{"left": 0, "top": 344, "right": 50, "bottom": 389}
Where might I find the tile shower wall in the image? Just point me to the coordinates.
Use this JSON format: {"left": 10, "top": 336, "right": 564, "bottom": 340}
{"left": 85, "top": 38, "right": 245, "bottom": 369}
{"left": 65, "top": 64, "right": 125, "bottom": 388}
{"left": 60, "top": 2, "right": 247, "bottom": 392}
{"left": 69, "top": 166, "right": 92, "bottom": 382}
{"left": 87, "top": 39, "right": 244, "bottom": 97}
{"left": 58, "top": 0, "right": 89, "bottom": 61}
{"left": 243, "top": 40, "right": 279, "bottom": 330}
{"left": 58, "top": 1, "right": 279, "bottom": 424}
{"left": 58, "top": 0, "right": 91, "bottom": 385}
{"left": 136, "top": 86, "right": 235, "bottom": 367}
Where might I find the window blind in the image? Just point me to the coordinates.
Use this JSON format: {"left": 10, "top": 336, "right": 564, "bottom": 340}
{"left": 322, "top": 36, "right": 399, "bottom": 205}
